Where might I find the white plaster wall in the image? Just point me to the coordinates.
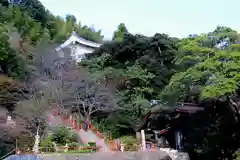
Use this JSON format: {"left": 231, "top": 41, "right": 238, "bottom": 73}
{"left": 69, "top": 44, "right": 95, "bottom": 62}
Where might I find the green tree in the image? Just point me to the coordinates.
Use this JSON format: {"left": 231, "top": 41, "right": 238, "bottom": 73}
{"left": 65, "top": 14, "right": 77, "bottom": 24}
{"left": 51, "top": 127, "right": 78, "bottom": 145}
{"left": 112, "top": 23, "right": 128, "bottom": 41}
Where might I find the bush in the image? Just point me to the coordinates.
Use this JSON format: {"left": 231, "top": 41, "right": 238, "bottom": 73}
{"left": 68, "top": 142, "right": 81, "bottom": 150}
{"left": 67, "top": 149, "right": 94, "bottom": 153}
{"left": 88, "top": 142, "right": 96, "bottom": 147}
{"left": 51, "top": 126, "right": 78, "bottom": 145}
{"left": 39, "top": 137, "right": 55, "bottom": 152}
{"left": 69, "top": 131, "right": 78, "bottom": 142}
{"left": 88, "top": 142, "right": 97, "bottom": 152}
{"left": 120, "top": 136, "right": 139, "bottom": 151}
{"left": 234, "top": 150, "right": 240, "bottom": 160}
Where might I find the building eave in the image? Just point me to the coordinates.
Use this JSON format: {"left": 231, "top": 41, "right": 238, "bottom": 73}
{"left": 72, "top": 32, "right": 101, "bottom": 48}
{"left": 55, "top": 32, "right": 102, "bottom": 51}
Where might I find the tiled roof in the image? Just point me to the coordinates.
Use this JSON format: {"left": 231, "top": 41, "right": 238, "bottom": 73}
{"left": 72, "top": 32, "right": 101, "bottom": 48}
{"left": 55, "top": 32, "right": 101, "bottom": 52}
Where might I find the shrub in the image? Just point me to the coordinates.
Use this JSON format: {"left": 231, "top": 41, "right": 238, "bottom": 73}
{"left": 68, "top": 131, "right": 78, "bottom": 142}
{"left": 234, "top": 149, "right": 240, "bottom": 160}
{"left": 120, "top": 136, "right": 139, "bottom": 151}
{"left": 51, "top": 126, "right": 78, "bottom": 145}
{"left": 67, "top": 149, "right": 94, "bottom": 153}
{"left": 68, "top": 142, "right": 81, "bottom": 150}
{"left": 88, "top": 142, "right": 96, "bottom": 147}
{"left": 39, "top": 137, "right": 55, "bottom": 152}
{"left": 88, "top": 142, "right": 97, "bottom": 152}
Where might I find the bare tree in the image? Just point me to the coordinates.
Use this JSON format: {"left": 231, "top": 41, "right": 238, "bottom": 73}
{"left": 0, "top": 43, "right": 67, "bottom": 151}
{"left": 25, "top": 41, "right": 118, "bottom": 126}
{"left": 34, "top": 42, "right": 119, "bottom": 122}
{"left": 76, "top": 78, "right": 118, "bottom": 121}
{"left": 53, "top": 61, "right": 119, "bottom": 121}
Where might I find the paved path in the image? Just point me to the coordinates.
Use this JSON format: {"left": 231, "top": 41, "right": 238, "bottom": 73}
{"left": 47, "top": 112, "right": 109, "bottom": 152}
{"left": 78, "top": 129, "right": 109, "bottom": 152}
{"left": 5, "top": 151, "right": 172, "bottom": 160}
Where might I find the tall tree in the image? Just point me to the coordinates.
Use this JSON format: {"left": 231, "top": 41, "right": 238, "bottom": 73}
{"left": 112, "top": 23, "right": 128, "bottom": 41}
{"left": 65, "top": 14, "right": 77, "bottom": 25}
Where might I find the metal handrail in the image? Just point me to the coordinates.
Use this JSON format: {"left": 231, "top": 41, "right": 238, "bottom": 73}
{"left": 0, "top": 149, "right": 15, "bottom": 160}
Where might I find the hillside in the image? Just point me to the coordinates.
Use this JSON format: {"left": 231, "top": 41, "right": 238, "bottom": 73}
{"left": 0, "top": 0, "right": 240, "bottom": 160}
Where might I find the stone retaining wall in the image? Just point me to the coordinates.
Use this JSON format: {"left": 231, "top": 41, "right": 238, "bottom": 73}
{"left": 39, "top": 151, "right": 172, "bottom": 160}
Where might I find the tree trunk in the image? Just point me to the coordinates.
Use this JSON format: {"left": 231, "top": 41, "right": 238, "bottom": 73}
{"left": 84, "top": 115, "right": 91, "bottom": 131}
{"left": 33, "top": 126, "right": 40, "bottom": 153}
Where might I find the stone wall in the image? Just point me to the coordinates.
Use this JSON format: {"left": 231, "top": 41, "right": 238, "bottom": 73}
{"left": 39, "top": 151, "right": 172, "bottom": 160}
{"left": 6, "top": 150, "right": 190, "bottom": 160}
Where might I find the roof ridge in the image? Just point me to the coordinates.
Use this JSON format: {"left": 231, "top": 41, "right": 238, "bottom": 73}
{"left": 71, "top": 31, "right": 102, "bottom": 47}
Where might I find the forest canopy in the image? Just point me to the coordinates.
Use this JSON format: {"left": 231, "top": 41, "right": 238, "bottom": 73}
{"left": 0, "top": 0, "right": 240, "bottom": 159}
{"left": 81, "top": 25, "right": 240, "bottom": 159}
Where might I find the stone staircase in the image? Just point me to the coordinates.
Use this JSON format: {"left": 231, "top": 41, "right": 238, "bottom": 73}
{"left": 47, "top": 111, "right": 110, "bottom": 152}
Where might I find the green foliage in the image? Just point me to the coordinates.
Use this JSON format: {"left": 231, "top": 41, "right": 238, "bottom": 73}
{"left": 1, "top": 2, "right": 103, "bottom": 46}
{"left": 120, "top": 136, "right": 139, "bottom": 151}
{"left": 235, "top": 150, "right": 240, "bottom": 160}
{"left": 51, "top": 126, "right": 78, "bottom": 145}
{"left": 0, "top": 0, "right": 98, "bottom": 157}
{"left": 67, "top": 149, "right": 94, "bottom": 153}
{"left": 88, "top": 142, "right": 96, "bottom": 147}
{"left": 230, "top": 44, "right": 240, "bottom": 52}
{"left": 1, "top": 0, "right": 240, "bottom": 159}
{"left": 40, "top": 137, "right": 55, "bottom": 152}
{"left": 68, "top": 142, "right": 81, "bottom": 149}
{"left": 81, "top": 32, "right": 177, "bottom": 138}
{"left": 112, "top": 23, "right": 128, "bottom": 41}
{"left": 0, "top": 23, "right": 27, "bottom": 79}
{"left": 162, "top": 46, "right": 240, "bottom": 104}
{"left": 88, "top": 142, "right": 97, "bottom": 152}
{"left": 81, "top": 25, "right": 240, "bottom": 159}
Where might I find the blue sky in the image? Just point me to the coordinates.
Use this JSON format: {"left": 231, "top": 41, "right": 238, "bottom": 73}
{"left": 40, "top": 0, "right": 239, "bottom": 40}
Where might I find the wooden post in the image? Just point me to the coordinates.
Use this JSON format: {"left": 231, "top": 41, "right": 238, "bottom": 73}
{"left": 141, "top": 130, "right": 146, "bottom": 151}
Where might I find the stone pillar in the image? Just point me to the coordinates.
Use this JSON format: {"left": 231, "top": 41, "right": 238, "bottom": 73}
{"left": 120, "top": 143, "right": 124, "bottom": 152}
{"left": 136, "top": 131, "right": 141, "bottom": 141}
{"left": 64, "top": 144, "right": 68, "bottom": 152}
{"left": 141, "top": 130, "right": 146, "bottom": 151}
